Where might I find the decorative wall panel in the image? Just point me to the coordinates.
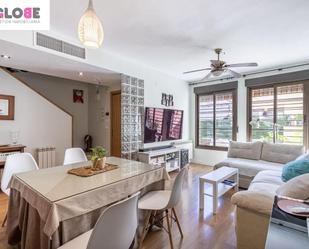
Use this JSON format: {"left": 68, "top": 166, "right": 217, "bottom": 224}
{"left": 121, "top": 75, "right": 144, "bottom": 160}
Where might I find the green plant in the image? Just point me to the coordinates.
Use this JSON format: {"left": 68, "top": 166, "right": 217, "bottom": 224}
{"left": 90, "top": 146, "right": 107, "bottom": 162}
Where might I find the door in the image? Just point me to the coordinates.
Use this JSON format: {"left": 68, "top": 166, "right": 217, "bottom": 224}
{"left": 111, "top": 90, "right": 121, "bottom": 157}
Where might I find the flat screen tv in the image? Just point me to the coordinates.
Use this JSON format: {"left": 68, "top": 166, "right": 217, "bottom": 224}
{"left": 144, "top": 107, "right": 183, "bottom": 143}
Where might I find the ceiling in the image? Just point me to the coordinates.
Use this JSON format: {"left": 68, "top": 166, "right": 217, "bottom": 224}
{"left": 2, "top": 0, "right": 309, "bottom": 83}
{"left": 0, "top": 40, "right": 121, "bottom": 85}
{"left": 50, "top": 0, "right": 309, "bottom": 82}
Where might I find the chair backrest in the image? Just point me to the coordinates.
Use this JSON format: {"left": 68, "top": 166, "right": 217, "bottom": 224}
{"left": 1, "top": 153, "right": 39, "bottom": 196}
{"left": 86, "top": 192, "right": 139, "bottom": 249}
{"left": 63, "top": 148, "right": 88, "bottom": 165}
{"left": 166, "top": 167, "right": 188, "bottom": 208}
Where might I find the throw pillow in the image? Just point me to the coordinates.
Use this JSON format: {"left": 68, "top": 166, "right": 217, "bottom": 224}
{"left": 277, "top": 173, "right": 309, "bottom": 200}
{"left": 296, "top": 152, "right": 309, "bottom": 161}
{"left": 282, "top": 159, "right": 309, "bottom": 182}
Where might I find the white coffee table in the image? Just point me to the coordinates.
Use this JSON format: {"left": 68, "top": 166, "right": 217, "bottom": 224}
{"left": 199, "top": 166, "right": 239, "bottom": 214}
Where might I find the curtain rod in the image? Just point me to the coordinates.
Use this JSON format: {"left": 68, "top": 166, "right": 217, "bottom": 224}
{"left": 189, "top": 62, "right": 309, "bottom": 86}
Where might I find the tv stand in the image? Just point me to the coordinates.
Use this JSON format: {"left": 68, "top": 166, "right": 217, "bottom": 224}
{"left": 138, "top": 147, "right": 180, "bottom": 172}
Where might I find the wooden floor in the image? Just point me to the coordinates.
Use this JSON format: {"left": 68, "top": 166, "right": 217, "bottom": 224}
{"left": 0, "top": 164, "right": 236, "bottom": 249}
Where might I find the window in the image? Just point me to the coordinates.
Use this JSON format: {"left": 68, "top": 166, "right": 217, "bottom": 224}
{"left": 248, "top": 83, "right": 305, "bottom": 145}
{"left": 197, "top": 90, "right": 237, "bottom": 150}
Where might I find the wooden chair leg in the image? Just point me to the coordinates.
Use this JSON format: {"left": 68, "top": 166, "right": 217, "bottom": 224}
{"left": 172, "top": 208, "right": 183, "bottom": 238}
{"left": 165, "top": 210, "right": 174, "bottom": 249}
{"left": 138, "top": 210, "right": 152, "bottom": 249}
{"left": 1, "top": 213, "right": 7, "bottom": 227}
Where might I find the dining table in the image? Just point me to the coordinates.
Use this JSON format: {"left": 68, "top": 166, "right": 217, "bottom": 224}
{"left": 6, "top": 157, "right": 170, "bottom": 249}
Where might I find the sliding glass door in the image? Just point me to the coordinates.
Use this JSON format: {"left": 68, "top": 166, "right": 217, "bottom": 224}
{"left": 248, "top": 83, "right": 305, "bottom": 145}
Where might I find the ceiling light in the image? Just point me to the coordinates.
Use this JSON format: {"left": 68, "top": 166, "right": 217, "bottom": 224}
{"left": 78, "top": 0, "right": 104, "bottom": 49}
{"left": 79, "top": 72, "right": 84, "bottom": 76}
{"left": 1, "top": 55, "right": 11, "bottom": 59}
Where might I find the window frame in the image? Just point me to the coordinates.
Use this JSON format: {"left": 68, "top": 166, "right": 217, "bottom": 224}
{"left": 196, "top": 89, "right": 238, "bottom": 151}
{"left": 247, "top": 81, "right": 308, "bottom": 146}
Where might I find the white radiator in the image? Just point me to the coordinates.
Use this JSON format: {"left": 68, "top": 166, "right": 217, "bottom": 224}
{"left": 37, "top": 147, "right": 56, "bottom": 168}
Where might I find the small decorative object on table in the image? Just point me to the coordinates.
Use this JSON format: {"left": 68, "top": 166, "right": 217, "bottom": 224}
{"left": 90, "top": 146, "right": 107, "bottom": 170}
{"left": 68, "top": 147, "right": 119, "bottom": 177}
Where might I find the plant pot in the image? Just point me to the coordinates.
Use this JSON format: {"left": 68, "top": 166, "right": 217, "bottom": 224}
{"left": 93, "top": 157, "right": 106, "bottom": 170}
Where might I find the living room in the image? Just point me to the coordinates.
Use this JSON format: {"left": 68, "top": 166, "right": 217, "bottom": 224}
{"left": 0, "top": 1, "right": 309, "bottom": 249}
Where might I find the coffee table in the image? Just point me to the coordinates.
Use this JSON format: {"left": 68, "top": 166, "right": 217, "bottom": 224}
{"left": 199, "top": 166, "right": 239, "bottom": 214}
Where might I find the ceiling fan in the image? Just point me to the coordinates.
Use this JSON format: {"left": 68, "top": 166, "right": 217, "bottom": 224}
{"left": 183, "top": 48, "right": 258, "bottom": 80}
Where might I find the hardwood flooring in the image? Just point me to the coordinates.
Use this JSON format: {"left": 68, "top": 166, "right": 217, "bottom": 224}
{"left": 0, "top": 164, "right": 236, "bottom": 249}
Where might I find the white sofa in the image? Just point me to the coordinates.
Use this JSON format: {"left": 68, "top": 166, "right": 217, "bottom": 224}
{"left": 214, "top": 141, "right": 304, "bottom": 188}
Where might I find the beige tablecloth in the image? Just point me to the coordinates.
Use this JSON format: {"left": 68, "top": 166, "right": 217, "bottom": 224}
{"left": 7, "top": 157, "right": 169, "bottom": 249}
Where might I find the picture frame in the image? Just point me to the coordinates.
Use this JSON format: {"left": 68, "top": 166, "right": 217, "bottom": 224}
{"left": 73, "top": 89, "right": 84, "bottom": 103}
{"left": 161, "top": 93, "right": 167, "bottom": 106}
{"left": 0, "top": 95, "right": 15, "bottom": 120}
{"left": 161, "top": 93, "right": 174, "bottom": 107}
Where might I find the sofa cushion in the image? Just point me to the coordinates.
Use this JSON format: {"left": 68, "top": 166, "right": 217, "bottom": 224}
{"left": 276, "top": 173, "right": 309, "bottom": 200}
{"left": 249, "top": 170, "right": 284, "bottom": 196}
{"left": 281, "top": 159, "right": 309, "bottom": 182}
{"left": 261, "top": 142, "right": 304, "bottom": 164}
{"left": 228, "top": 141, "right": 263, "bottom": 160}
{"left": 216, "top": 158, "right": 283, "bottom": 177}
{"left": 232, "top": 170, "right": 283, "bottom": 215}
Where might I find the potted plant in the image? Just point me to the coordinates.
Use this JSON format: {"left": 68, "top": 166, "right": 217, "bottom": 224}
{"left": 90, "top": 146, "right": 107, "bottom": 170}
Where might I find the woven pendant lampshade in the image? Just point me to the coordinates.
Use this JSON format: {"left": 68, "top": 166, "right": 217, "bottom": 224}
{"left": 78, "top": 0, "right": 104, "bottom": 48}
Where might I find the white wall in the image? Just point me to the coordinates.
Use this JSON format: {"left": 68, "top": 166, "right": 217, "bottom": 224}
{"left": 191, "top": 65, "right": 309, "bottom": 166}
{"left": 143, "top": 73, "right": 190, "bottom": 149}
{"left": 0, "top": 69, "right": 72, "bottom": 164}
{"left": 15, "top": 72, "right": 89, "bottom": 147}
{"left": 0, "top": 31, "right": 191, "bottom": 150}
{"left": 88, "top": 83, "right": 121, "bottom": 154}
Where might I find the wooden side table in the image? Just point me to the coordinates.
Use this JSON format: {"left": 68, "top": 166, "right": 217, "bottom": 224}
{"left": 199, "top": 166, "right": 239, "bottom": 214}
{"left": 0, "top": 145, "right": 26, "bottom": 169}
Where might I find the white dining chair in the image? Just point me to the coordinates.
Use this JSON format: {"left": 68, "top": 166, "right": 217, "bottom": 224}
{"left": 1, "top": 152, "right": 39, "bottom": 226}
{"left": 63, "top": 148, "right": 88, "bottom": 165}
{"left": 58, "top": 192, "right": 140, "bottom": 249}
{"left": 138, "top": 167, "right": 187, "bottom": 249}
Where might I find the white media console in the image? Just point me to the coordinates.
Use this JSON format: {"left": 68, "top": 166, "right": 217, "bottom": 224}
{"left": 138, "top": 141, "right": 193, "bottom": 172}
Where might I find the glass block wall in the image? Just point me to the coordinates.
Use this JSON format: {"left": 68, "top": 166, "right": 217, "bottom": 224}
{"left": 121, "top": 75, "right": 145, "bottom": 160}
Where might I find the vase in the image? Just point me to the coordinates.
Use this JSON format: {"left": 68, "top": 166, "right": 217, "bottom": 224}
{"left": 93, "top": 157, "right": 106, "bottom": 170}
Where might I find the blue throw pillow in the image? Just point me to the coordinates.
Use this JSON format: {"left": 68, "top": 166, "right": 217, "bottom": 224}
{"left": 282, "top": 159, "right": 309, "bottom": 182}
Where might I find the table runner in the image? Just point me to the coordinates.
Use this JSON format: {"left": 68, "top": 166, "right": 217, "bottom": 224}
{"left": 7, "top": 157, "right": 169, "bottom": 249}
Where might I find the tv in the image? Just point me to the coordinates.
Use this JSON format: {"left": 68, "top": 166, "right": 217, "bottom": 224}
{"left": 144, "top": 107, "right": 183, "bottom": 143}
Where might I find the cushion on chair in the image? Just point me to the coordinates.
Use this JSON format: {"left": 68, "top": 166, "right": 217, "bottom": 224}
{"left": 138, "top": 190, "right": 172, "bottom": 210}
{"left": 281, "top": 159, "right": 309, "bottom": 182}
{"left": 261, "top": 142, "right": 304, "bottom": 164}
{"left": 276, "top": 173, "right": 309, "bottom": 200}
{"left": 58, "top": 230, "right": 92, "bottom": 249}
{"left": 228, "top": 141, "right": 263, "bottom": 160}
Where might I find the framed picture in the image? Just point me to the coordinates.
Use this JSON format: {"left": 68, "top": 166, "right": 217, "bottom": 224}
{"left": 73, "top": 89, "right": 84, "bottom": 103}
{"left": 161, "top": 93, "right": 167, "bottom": 106}
{"left": 0, "top": 95, "right": 15, "bottom": 120}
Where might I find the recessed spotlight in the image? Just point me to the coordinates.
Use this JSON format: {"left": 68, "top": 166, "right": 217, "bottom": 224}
{"left": 79, "top": 72, "right": 83, "bottom": 76}
{"left": 1, "top": 54, "right": 11, "bottom": 59}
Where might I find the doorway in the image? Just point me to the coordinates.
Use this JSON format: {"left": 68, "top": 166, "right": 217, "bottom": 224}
{"left": 110, "top": 90, "right": 121, "bottom": 157}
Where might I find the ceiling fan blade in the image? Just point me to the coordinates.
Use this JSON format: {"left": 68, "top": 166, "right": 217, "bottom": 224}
{"left": 225, "top": 62, "right": 258, "bottom": 67}
{"left": 183, "top": 68, "right": 212, "bottom": 74}
{"left": 200, "top": 72, "right": 213, "bottom": 81}
{"left": 226, "top": 69, "right": 242, "bottom": 78}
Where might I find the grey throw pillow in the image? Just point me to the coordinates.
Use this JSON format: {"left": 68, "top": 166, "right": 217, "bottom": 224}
{"left": 276, "top": 173, "right": 309, "bottom": 200}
